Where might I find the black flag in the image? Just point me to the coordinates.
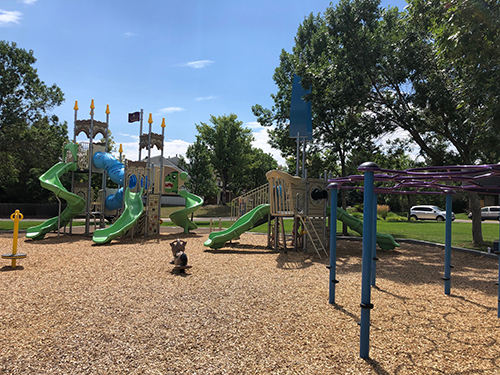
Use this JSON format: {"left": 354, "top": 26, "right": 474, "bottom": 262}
{"left": 128, "top": 111, "right": 140, "bottom": 123}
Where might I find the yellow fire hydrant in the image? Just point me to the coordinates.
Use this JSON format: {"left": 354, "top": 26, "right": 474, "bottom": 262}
{"left": 2, "top": 210, "right": 27, "bottom": 269}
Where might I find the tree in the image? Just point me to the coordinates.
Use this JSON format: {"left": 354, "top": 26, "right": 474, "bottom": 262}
{"left": 239, "top": 148, "right": 278, "bottom": 192}
{"left": 256, "top": 0, "right": 500, "bottom": 244}
{"left": 405, "top": 0, "right": 500, "bottom": 244}
{"left": 0, "top": 41, "right": 66, "bottom": 203}
{"left": 178, "top": 139, "right": 219, "bottom": 200}
{"left": 196, "top": 114, "right": 254, "bottom": 205}
{"left": 253, "top": 1, "right": 395, "bottom": 235}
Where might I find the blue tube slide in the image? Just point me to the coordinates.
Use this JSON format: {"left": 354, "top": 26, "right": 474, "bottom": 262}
{"left": 93, "top": 152, "right": 125, "bottom": 211}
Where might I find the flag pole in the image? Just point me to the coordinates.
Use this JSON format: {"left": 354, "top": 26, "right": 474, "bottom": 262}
{"left": 138, "top": 109, "right": 144, "bottom": 161}
{"left": 145, "top": 113, "right": 153, "bottom": 236}
{"left": 86, "top": 99, "right": 95, "bottom": 235}
{"left": 159, "top": 118, "right": 166, "bottom": 235}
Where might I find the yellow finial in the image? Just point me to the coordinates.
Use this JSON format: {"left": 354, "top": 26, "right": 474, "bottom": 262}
{"left": 148, "top": 113, "right": 153, "bottom": 124}
{"left": 119, "top": 143, "right": 123, "bottom": 153}
{"left": 106, "top": 104, "right": 110, "bottom": 114}
{"left": 90, "top": 99, "right": 95, "bottom": 109}
{"left": 161, "top": 118, "right": 166, "bottom": 128}
{"left": 74, "top": 100, "right": 79, "bottom": 111}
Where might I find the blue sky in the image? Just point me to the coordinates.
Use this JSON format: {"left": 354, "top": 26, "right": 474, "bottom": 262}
{"left": 2, "top": 0, "right": 407, "bottom": 165}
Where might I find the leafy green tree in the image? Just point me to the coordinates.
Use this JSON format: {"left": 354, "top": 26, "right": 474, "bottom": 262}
{"left": 405, "top": 0, "right": 500, "bottom": 244}
{"left": 254, "top": 2, "right": 395, "bottom": 178}
{"left": 0, "top": 41, "right": 66, "bottom": 203}
{"left": 239, "top": 148, "right": 278, "bottom": 192}
{"left": 256, "top": 0, "right": 500, "bottom": 244}
{"left": 253, "top": 1, "right": 392, "bottom": 235}
{"left": 178, "top": 139, "right": 219, "bottom": 200}
{"left": 196, "top": 114, "right": 254, "bottom": 205}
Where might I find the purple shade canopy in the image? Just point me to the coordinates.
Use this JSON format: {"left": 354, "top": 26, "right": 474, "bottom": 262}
{"left": 327, "top": 163, "right": 500, "bottom": 195}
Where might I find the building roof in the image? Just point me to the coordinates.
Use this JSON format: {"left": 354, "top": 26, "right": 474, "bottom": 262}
{"left": 142, "top": 155, "right": 184, "bottom": 171}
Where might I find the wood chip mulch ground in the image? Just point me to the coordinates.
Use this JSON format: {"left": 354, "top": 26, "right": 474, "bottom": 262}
{"left": 1, "top": 227, "right": 500, "bottom": 374}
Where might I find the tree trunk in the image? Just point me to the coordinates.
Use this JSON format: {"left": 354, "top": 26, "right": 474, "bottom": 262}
{"left": 407, "top": 195, "right": 411, "bottom": 221}
{"left": 221, "top": 182, "right": 227, "bottom": 205}
{"left": 470, "top": 193, "right": 483, "bottom": 245}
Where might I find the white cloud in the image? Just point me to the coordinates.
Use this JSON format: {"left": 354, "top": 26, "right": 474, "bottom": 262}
{"left": 113, "top": 141, "right": 139, "bottom": 161}
{"left": 158, "top": 107, "right": 185, "bottom": 114}
{"left": 114, "top": 139, "right": 192, "bottom": 162}
{"left": 250, "top": 125, "right": 286, "bottom": 166}
{"left": 19, "top": 0, "right": 37, "bottom": 4}
{"left": 177, "top": 60, "right": 214, "bottom": 69}
{"left": 375, "top": 128, "right": 412, "bottom": 148}
{"left": 245, "top": 121, "right": 261, "bottom": 129}
{"left": 0, "top": 9, "right": 22, "bottom": 26}
{"left": 124, "top": 32, "right": 137, "bottom": 37}
{"left": 195, "top": 95, "right": 217, "bottom": 102}
{"left": 113, "top": 127, "right": 286, "bottom": 168}
{"left": 376, "top": 129, "right": 423, "bottom": 161}
{"left": 162, "top": 139, "right": 192, "bottom": 158}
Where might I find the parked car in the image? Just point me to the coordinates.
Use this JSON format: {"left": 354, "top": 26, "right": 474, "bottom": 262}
{"left": 468, "top": 206, "right": 500, "bottom": 221}
{"left": 410, "top": 205, "right": 456, "bottom": 221}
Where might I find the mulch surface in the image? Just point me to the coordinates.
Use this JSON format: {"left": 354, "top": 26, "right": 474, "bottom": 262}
{"left": 1, "top": 227, "right": 500, "bottom": 374}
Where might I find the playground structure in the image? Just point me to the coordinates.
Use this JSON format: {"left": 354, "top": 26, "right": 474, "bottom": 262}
{"left": 26, "top": 100, "right": 203, "bottom": 244}
{"left": 207, "top": 169, "right": 400, "bottom": 256}
{"left": 208, "top": 161, "right": 500, "bottom": 360}
{"left": 207, "top": 169, "right": 331, "bottom": 255}
{"left": 327, "top": 161, "right": 500, "bottom": 359}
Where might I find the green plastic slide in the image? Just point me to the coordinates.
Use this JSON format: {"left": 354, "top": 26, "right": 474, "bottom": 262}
{"left": 335, "top": 207, "right": 400, "bottom": 250}
{"left": 204, "top": 204, "right": 271, "bottom": 249}
{"left": 92, "top": 187, "right": 144, "bottom": 244}
{"left": 169, "top": 190, "right": 204, "bottom": 234}
{"left": 26, "top": 162, "right": 86, "bottom": 240}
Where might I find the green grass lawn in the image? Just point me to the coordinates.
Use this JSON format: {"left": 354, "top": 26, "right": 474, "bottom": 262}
{"left": 374, "top": 220, "right": 499, "bottom": 251}
{"left": 0, "top": 220, "right": 86, "bottom": 230}
{"left": 245, "top": 218, "right": 500, "bottom": 252}
{"left": 5, "top": 208, "right": 498, "bottom": 252}
{"left": 161, "top": 204, "right": 232, "bottom": 218}
{"left": 212, "top": 216, "right": 499, "bottom": 251}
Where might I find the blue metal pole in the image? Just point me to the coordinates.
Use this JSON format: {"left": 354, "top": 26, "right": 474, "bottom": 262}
{"left": 444, "top": 193, "right": 453, "bottom": 295}
{"left": 328, "top": 184, "right": 339, "bottom": 305}
{"left": 497, "top": 192, "right": 500, "bottom": 317}
{"left": 497, "top": 254, "right": 500, "bottom": 318}
{"left": 371, "top": 193, "right": 378, "bottom": 287}
{"left": 359, "top": 162, "right": 378, "bottom": 359}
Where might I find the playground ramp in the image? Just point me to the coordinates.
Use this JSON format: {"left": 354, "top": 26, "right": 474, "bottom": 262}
{"left": 26, "top": 162, "right": 86, "bottom": 241}
{"left": 335, "top": 207, "right": 400, "bottom": 250}
{"left": 169, "top": 190, "right": 204, "bottom": 234}
{"left": 92, "top": 187, "right": 144, "bottom": 245}
{"left": 204, "top": 204, "right": 271, "bottom": 249}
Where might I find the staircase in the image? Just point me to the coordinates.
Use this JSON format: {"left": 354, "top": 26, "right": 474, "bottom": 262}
{"left": 298, "top": 215, "right": 328, "bottom": 259}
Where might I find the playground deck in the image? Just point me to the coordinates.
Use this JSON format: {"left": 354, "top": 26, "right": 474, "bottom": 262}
{"left": 1, "top": 229, "right": 499, "bottom": 374}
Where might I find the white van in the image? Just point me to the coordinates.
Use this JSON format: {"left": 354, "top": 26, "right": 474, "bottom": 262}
{"left": 468, "top": 206, "right": 500, "bottom": 221}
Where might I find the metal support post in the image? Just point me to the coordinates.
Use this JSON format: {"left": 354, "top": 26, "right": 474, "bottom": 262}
{"left": 444, "top": 192, "right": 453, "bottom": 295}
{"left": 328, "top": 183, "right": 338, "bottom": 305}
{"left": 359, "top": 162, "right": 378, "bottom": 359}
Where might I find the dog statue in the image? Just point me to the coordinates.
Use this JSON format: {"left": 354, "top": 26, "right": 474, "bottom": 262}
{"left": 170, "top": 239, "right": 190, "bottom": 274}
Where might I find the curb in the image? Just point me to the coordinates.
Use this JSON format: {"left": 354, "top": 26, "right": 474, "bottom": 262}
{"left": 337, "top": 236, "right": 497, "bottom": 259}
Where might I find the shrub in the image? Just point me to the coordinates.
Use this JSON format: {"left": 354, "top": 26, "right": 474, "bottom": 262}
{"left": 354, "top": 203, "right": 363, "bottom": 213}
{"left": 386, "top": 212, "right": 408, "bottom": 222}
{"left": 377, "top": 205, "right": 390, "bottom": 220}
{"left": 351, "top": 211, "right": 364, "bottom": 219}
